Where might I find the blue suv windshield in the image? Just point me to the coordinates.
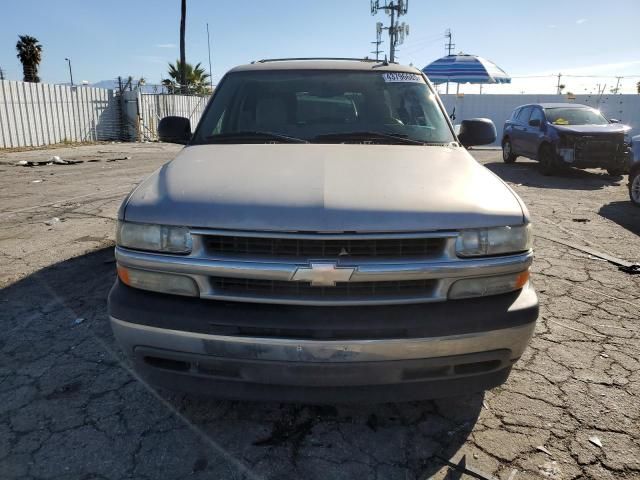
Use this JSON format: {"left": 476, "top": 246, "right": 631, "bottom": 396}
{"left": 545, "top": 108, "right": 609, "bottom": 126}
{"left": 192, "top": 70, "right": 455, "bottom": 145}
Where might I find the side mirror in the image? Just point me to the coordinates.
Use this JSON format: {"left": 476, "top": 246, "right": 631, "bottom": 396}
{"left": 609, "top": 118, "right": 620, "bottom": 124}
{"left": 457, "top": 118, "right": 497, "bottom": 147}
{"left": 158, "top": 116, "right": 191, "bottom": 144}
{"left": 528, "top": 118, "right": 541, "bottom": 128}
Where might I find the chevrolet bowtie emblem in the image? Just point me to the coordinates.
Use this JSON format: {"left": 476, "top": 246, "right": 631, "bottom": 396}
{"left": 291, "top": 263, "right": 355, "bottom": 287}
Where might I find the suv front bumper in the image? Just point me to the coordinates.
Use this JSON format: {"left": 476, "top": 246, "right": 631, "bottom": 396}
{"left": 108, "top": 281, "right": 538, "bottom": 403}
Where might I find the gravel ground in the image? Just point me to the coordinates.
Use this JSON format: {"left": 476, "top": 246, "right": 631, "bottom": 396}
{"left": 0, "top": 143, "right": 639, "bottom": 480}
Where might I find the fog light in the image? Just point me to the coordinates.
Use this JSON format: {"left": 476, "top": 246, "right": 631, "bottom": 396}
{"left": 558, "top": 148, "right": 575, "bottom": 163}
{"left": 449, "top": 271, "right": 529, "bottom": 299}
{"left": 117, "top": 265, "right": 199, "bottom": 297}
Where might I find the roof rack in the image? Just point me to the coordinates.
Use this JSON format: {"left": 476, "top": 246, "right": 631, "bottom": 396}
{"left": 251, "top": 57, "right": 394, "bottom": 64}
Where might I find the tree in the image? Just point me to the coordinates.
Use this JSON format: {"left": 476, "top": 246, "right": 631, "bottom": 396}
{"left": 16, "top": 35, "right": 42, "bottom": 83}
{"left": 637, "top": 81, "right": 640, "bottom": 94}
{"left": 179, "top": 0, "right": 186, "bottom": 94}
{"left": 163, "top": 60, "right": 210, "bottom": 95}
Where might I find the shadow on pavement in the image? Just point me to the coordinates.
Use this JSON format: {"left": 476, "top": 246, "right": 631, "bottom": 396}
{"left": 484, "top": 160, "right": 624, "bottom": 191}
{"left": 599, "top": 200, "right": 640, "bottom": 236}
{"left": 0, "top": 247, "right": 484, "bottom": 479}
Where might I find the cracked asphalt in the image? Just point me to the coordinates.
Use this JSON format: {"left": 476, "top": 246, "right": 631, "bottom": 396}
{"left": 1, "top": 143, "right": 639, "bottom": 480}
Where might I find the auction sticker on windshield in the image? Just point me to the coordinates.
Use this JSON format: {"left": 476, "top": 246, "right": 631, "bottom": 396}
{"left": 382, "top": 72, "right": 424, "bottom": 83}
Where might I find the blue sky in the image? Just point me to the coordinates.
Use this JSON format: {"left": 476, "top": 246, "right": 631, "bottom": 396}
{"left": 1, "top": 0, "right": 639, "bottom": 93}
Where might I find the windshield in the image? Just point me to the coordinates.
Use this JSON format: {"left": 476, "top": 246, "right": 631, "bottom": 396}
{"left": 192, "top": 70, "right": 455, "bottom": 144}
{"left": 544, "top": 107, "right": 609, "bottom": 126}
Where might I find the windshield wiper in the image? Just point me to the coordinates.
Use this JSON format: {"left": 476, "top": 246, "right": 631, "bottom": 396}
{"left": 204, "top": 131, "right": 308, "bottom": 144}
{"left": 312, "top": 131, "right": 428, "bottom": 145}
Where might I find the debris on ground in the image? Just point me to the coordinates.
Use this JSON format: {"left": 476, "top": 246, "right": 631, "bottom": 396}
{"left": 538, "top": 461, "right": 561, "bottom": 479}
{"left": 536, "top": 445, "right": 553, "bottom": 456}
{"left": 536, "top": 233, "right": 640, "bottom": 275}
{"left": 73, "top": 317, "right": 85, "bottom": 325}
{"left": 588, "top": 436, "right": 603, "bottom": 448}
{"left": 439, "top": 455, "right": 500, "bottom": 480}
{"left": 44, "top": 217, "right": 61, "bottom": 226}
{"left": 106, "top": 156, "right": 132, "bottom": 162}
{"left": 31, "top": 179, "right": 42, "bottom": 183}
{"left": 16, "top": 156, "right": 84, "bottom": 167}
{"left": 572, "top": 218, "right": 590, "bottom": 223}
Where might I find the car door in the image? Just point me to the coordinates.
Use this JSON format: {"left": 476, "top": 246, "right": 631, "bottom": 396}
{"left": 520, "top": 107, "right": 545, "bottom": 157}
{"left": 510, "top": 106, "right": 532, "bottom": 155}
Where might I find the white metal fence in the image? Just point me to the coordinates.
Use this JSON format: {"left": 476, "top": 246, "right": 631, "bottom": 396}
{"left": 137, "top": 93, "right": 210, "bottom": 141}
{"left": 0, "top": 80, "right": 122, "bottom": 148}
{"left": 440, "top": 94, "right": 640, "bottom": 146}
{"left": 0, "top": 79, "right": 211, "bottom": 149}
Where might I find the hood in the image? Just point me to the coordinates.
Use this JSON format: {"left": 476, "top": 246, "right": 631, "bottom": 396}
{"left": 123, "top": 144, "right": 525, "bottom": 232}
{"left": 552, "top": 124, "right": 631, "bottom": 135}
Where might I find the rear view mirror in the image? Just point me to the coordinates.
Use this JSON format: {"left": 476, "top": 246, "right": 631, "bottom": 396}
{"left": 158, "top": 116, "right": 192, "bottom": 144}
{"left": 457, "top": 118, "right": 497, "bottom": 147}
{"left": 528, "top": 119, "right": 541, "bottom": 128}
{"left": 609, "top": 118, "right": 620, "bottom": 124}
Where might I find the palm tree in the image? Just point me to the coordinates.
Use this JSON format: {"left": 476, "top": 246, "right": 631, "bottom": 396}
{"left": 179, "top": 0, "right": 186, "bottom": 94}
{"left": 16, "top": 35, "right": 42, "bottom": 83}
{"left": 163, "top": 60, "right": 210, "bottom": 95}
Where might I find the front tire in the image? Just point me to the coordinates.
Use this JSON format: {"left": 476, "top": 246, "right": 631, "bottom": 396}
{"left": 502, "top": 139, "right": 517, "bottom": 163}
{"left": 538, "top": 145, "right": 556, "bottom": 176}
{"left": 607, "top": 167, "right": 624, "bottom": 177}
{"left": 630, "top": 170, "right": 640, "bottom": 206}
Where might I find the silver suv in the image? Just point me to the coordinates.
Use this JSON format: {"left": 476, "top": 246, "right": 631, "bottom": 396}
{"left": 108, "top": 58, "right": 538, "bottom": 402}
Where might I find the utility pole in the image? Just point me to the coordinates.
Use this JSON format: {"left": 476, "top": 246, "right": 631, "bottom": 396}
{"left": 613, "top": 76, "right": 622, "bottom": 94}
{"left": 444, "top": 28, "right": 455, "bottom": 94}
{"left": 65, "top": 58, "right": 74, "bottom": 86}
{"left": 445, "top": 28, "right": 455, "bottom": 55}
{"left": 179, "top": 0, "right": 187, "bottom": 94}
{"left": 556, "top": 73, "right": 562, "bottom": 95}
{"left": 206, "top": 22, "right": 213, "bottom": 90}
{"left": 371, "top": 22, "right": 383, "bottom": 61}
{"left": 370, "top": 0, "right": 409, "bottom": 63}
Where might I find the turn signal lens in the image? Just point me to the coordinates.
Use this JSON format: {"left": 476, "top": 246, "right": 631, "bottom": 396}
{"left": 448, "top": 270, "right": 530, "bottom": 299}
{"left": 117, "top": 265, "right": 199, "bottom": 297}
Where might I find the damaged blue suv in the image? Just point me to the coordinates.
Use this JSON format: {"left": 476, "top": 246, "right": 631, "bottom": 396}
{"left": 502, "top": 103, "right": 631, "bottom": 176}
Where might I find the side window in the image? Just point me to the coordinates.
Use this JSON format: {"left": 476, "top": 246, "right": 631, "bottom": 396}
{"left": 516, "top": 107, "right": 532, "bottom": 123}
{"left": 529, "top": 108, "right": 544, "bottom": 125}
{"left": 510, "top": 108, "right": 521, "bottom": 120}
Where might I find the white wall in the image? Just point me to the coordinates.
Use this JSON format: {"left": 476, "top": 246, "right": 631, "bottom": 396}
{"left": 440, "top": 94, "right": 640, "bottom": 145}
{"left": 0, "top": 80, "right": 121, "bottom": 148}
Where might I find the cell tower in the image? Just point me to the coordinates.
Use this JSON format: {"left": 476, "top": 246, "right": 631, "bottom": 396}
{"left": 370, "top": 0, "right": 409, "bottom": 63}
{"left": 371, "top": 22, "right": 384, "bottom": 61}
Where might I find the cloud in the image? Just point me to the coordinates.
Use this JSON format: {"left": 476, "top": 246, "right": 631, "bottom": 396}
{"left": 547, "top": 24, "right": 557, "bottom": 28}
{"left": 155, "top": 43, "right": 176, "bottom": 48}
{"left": 576, "top": 18, "right": 587, "bottom": 24}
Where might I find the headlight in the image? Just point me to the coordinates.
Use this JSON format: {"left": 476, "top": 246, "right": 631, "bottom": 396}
{"left": 117, "top": 221, "right": 192, "bottom": 254}
{"left": 456, "top": 224, "right": 532, "bottom": 257}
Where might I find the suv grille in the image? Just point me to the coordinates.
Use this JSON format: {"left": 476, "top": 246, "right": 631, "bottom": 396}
{"left": 210, "top": 277, "right": 438, "bottom": 301}
{"left": 204, "top": 235, "right": 446, "bottom": 259}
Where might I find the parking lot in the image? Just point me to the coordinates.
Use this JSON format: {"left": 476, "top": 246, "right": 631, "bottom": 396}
{"left": 1, "top": 143, "right": 639, "bottom": 480}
